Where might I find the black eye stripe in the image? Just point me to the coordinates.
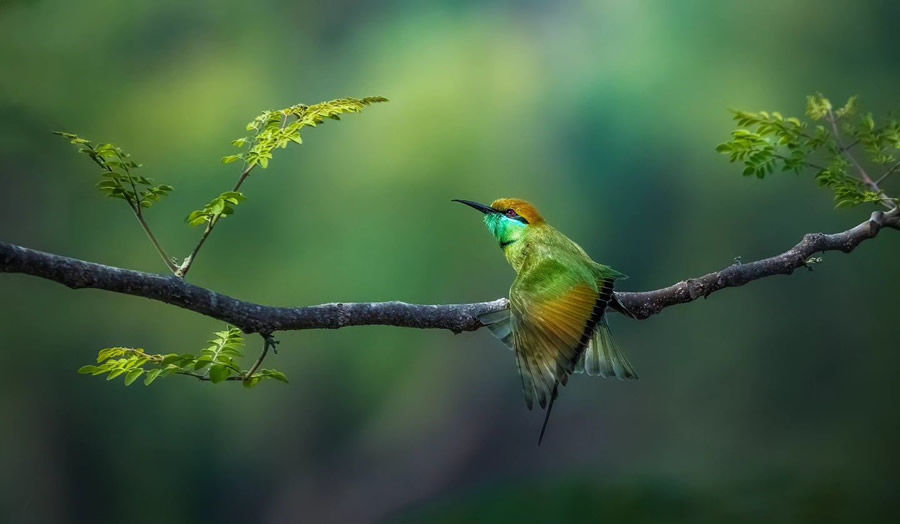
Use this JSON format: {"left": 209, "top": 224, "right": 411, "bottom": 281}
{"left": 501, "top": 208, "right": 528, "bottom": 224}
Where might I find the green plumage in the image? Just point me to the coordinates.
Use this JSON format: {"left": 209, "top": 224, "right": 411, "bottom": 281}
{"left": 454, "top": 198, "right": 637, "bottom": 445}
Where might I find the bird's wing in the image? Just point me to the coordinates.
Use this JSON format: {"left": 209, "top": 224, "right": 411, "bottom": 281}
{"left": 509, "top": 259, "right": 614, "bottom": 409}
{"left": 574, "top": 314, "right": 639, "bottom": 379}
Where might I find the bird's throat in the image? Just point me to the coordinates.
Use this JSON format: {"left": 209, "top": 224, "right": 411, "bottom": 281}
{"left": 485, "top": 214, "right": 526, "bottom": 246}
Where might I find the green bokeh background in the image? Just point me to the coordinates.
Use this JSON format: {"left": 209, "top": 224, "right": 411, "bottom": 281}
{"left": 1, "top": 1, "right": 899, "bottom": 522}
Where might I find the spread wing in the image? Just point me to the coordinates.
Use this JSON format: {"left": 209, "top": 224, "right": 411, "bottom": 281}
{"left": 509, "top": 259, "right": 614, "bottom": 409}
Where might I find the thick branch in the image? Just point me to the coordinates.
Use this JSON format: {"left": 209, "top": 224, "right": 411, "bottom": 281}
{"left": 1, "top": 208, "right": 897, "bottom": 334}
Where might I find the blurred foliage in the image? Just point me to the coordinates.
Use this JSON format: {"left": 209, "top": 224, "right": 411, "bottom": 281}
{"left": 389, "top": 476, "right": 886, "bottom": 524}
{"left": 2, "top": 2, "right": 900, "bottom": 523}
{"left": 717, "top": 94, "right": 899, "bottom": 207}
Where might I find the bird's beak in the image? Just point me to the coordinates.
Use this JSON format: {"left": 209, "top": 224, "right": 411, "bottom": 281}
{"left": 452, "top": 199, "right": 498, "bottom": 215}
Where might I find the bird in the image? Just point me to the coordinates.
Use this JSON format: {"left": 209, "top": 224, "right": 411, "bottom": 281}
{"left": 453, "top": 198, "right": 637, "bottom": 445}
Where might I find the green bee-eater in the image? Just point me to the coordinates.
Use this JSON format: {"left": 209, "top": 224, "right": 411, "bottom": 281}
{"left": 453, "top": 198, "right": 637, "bottom": 445}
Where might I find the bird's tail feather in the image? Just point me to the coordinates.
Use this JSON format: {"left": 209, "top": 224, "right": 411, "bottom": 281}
{"left": 537, "top": 381, "right": 559, "bottom": 446}
{"left": 478, "top": 308, "right": 514, "bottom": 350}
{"left": 575, "top": 316, "right": 638, "bottom": 380}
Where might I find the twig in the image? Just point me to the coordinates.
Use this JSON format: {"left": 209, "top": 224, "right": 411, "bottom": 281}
{"left": 826, "top": 109, "right": 895, "bottom": 209}
{"left": 874, "top": 161, "right": 900, "bottom": 186}
{"left": 773, "top": 154, "right": 827, "bottom": 172}
{"left": 178, "top": 371, "right": 244, "bottom": 381}
{"left": 91, "top": 154, "right": 178, "bottom": 273}
{"left": 134, "top": 213, "right": 177, "bottom": 273}
{"left": 176, "top": 165, "right": 254, "bottom": 277}
{"left": 177, "top": 114, "right": 293, "bottom": 278}
{"left": 244, "top": 334, "right": 275, "bottom": 381}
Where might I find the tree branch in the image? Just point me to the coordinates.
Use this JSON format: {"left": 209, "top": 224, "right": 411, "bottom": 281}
{"left": 2, "top": 208, "right": 897, "bottom": 335}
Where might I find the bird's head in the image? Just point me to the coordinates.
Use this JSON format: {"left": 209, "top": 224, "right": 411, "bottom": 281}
{"left": 452, "top": 198, "right": 544, "bottom": 247}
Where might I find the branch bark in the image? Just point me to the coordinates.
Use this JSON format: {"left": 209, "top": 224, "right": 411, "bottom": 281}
{"left": 2, "top": 208, "right": 897, "bottom": 335}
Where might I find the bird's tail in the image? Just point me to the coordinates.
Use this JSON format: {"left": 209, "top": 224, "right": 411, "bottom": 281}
{"left": 478, "top": 308, "right": 514, "bottom": 350}
{"left": 537, "top": 381, "right": 559, "bottom": 446}
{"left": 575, "top": 316, "right": 638, "bottom": 380}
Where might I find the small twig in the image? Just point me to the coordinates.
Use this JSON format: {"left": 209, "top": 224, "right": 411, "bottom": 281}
{"left": 178, "top": 371, "right": 244, "bottom": 381}
{"left": 244, "top": 334, "right": 276, "bottom": 380}
{"left": 826, "top": 109, "right": 895, "bottom": 209}
{"left": 126, "top": 173, "right": 142, "bottom": 216}
{"left": 177, "top": 114, "right": 294, "bottom": 278}
{"left": 134, "top": 213, "right": 177, "bottom": 273}
{"left": 874, "top": 161, "right": 900, "bottom": 186}
{"left": 221, "top": 362, "right": 243, "bottom": 374}
{"left": 175, "top": 164, "right": 254, "bottom": 277}
{"left": 773, "top": 154, "right": 827, "bottom": 172}
{"left": 93, "top": 156, "right": 178, "bottom": 273}
{"left": 842, "top": 137, "right": 861, "bottom": 151}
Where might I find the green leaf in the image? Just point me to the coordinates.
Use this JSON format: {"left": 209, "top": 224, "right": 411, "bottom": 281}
{"left": 56, "top": 131, "right": 173, "bottom": 211}
{"left": 144, "top": 368, "right": 163, "bottom": 386}
{"left": 242, "top": 376, "right": 261, "bottom": 389}
{"left": 261, "top": 369, "right": 289, "bottom": 383}
{"left": 186, "top": 211, "right": 209, "bottom": 227}
{"left": 836, "top": 95, "right": 858, "bottom": 118}
{"left": 78, "top": 365, "right": 99, "bottom": 375}
{"left": 124, "top": 369, "right": 144, "bottom": 386}
{"left": 222, "top": 154, "right": 243, "bottom": 164}
{"left": 806, "top": 93, "right": 832, "bottom": 120}
{"left": 209, "top": 365, "right": 231, "bottom": 384}
{"left": 193, "top": 355, "right": 213, "bottom": 371}
{"left": 97, "top": 347, "right": 126, "bottom": 363}
{"left": 210, "top": 199, "right": 225, "bottom": 215}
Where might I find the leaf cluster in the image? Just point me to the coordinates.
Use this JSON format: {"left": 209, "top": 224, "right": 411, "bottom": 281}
{"left": 225, "top": 96, "right": 388, "bottom": 170}
{"left": 716, "top": 94, "right": 899, "bottom": 208}
{"left": 186, "top": 96, "right": 387, "bottom": 232}
{"left": 186, "top": 191, "right": 246, "bottom": 227}
{"left": 56, "top": 96, "right": 388, "bottom": 389}
{"left": 53, "top": 132, "right": 173, "bottom": 210}
{"left": 77, "top": 328, "right": 288, "bottom": 388}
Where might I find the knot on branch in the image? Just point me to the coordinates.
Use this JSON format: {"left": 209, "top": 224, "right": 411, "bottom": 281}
{"left": 801, "top": 232, "right": 826, "bottom": 251}
{"left": 685, "top": 278, "right": 708, "bottom": 300}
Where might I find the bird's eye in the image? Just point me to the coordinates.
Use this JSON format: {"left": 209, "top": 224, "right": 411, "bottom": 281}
{"left": 505, "top": 209, "right": 517, "bottom": 218}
